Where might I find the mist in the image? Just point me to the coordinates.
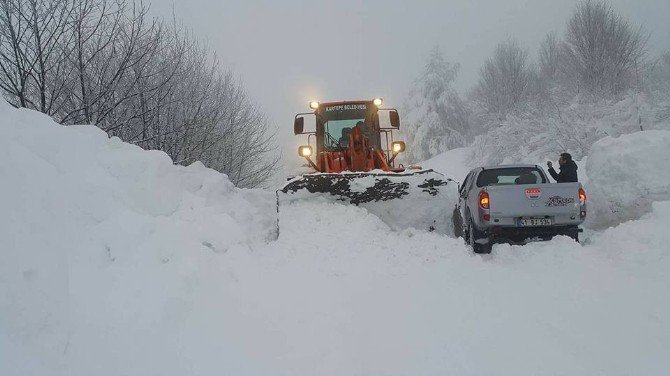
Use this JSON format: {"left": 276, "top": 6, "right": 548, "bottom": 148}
{"left": 149, "top": 0, "right": 668, "bottom": 143}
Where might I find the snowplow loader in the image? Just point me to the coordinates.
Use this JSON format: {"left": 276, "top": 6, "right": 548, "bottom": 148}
{"left": 276, "top": 99, "right": 458, "bottom": 234}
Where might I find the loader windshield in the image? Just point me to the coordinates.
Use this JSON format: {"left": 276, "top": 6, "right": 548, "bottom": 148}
{"left": 320, "top": 103, "right": 377, "bottom": 151}
{"left": 324, "top": 119, "right": 365, "bottom": 148}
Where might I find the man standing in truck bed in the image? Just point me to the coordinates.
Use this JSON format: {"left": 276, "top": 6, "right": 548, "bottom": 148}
{"left": 547, "top": 153, "right": 578, "bottom": 183}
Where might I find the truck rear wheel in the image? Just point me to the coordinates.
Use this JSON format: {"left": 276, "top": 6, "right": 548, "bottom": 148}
{"left": 469, "top": 220, "right": 492, "bottom": 254}
{"left": 562, "top": 226, "right": 580, "bottom": 243}
{"left": 570, "top": 232, "right": 579, "bottom": 243}
{"left": 452, "top": 206, "right": 464, "bottom": 238}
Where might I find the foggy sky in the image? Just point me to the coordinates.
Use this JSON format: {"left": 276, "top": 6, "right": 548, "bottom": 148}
{"left": 149, "top": 0, "right": 670, "bottom": 158}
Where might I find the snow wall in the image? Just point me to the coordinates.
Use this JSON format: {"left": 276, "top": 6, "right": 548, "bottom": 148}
{"left": 585, "top": 130, "right": 670, "bottom": 228}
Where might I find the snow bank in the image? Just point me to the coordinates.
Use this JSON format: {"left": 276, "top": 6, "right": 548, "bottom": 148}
{"left": 421, "top": 129, "right": 670, "bottom": 231}
{"left": 585, "top": 130, "right": 670, "bottom": 228}
{"left": 0, "top": 101, "right": 276, "bottom": 375}
{"left": 421, "top": 146, "right": 473, "bottom": 182}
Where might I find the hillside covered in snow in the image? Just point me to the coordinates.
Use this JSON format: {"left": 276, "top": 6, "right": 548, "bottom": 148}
{"left": 2, "top": 101, "right": 670, "bottom": 375}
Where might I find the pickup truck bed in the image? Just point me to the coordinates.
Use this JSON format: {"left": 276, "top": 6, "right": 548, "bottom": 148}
{"left": 486, "top": 182, "right": 584, "bottom": 227}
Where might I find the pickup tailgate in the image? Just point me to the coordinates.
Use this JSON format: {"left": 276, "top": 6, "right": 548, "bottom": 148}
{"left": 487, "top": 183, "right": 581, "bottom": 218}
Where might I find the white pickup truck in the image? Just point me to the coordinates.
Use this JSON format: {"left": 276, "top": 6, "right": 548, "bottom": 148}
{"left": 452, "top": 165, "right": 587, "bottom": 253}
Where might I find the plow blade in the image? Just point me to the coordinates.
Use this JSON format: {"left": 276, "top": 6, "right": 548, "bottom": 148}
{"left": 276, "top": 169, "right": 458, "bottom": 235}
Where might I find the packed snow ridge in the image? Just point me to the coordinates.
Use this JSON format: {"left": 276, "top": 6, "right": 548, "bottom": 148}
{"left": 1, "top": 101, "right": 669, "bottom": 375}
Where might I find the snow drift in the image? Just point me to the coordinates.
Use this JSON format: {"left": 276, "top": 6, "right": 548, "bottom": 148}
{"left": 420, "top": 146, "right": 474, "bottom": 182}
{"left": 0, "top": 101, "right": 276, "bottom": 375}
{"left": 585, "top": 130, "right": 670, "bottom": 228}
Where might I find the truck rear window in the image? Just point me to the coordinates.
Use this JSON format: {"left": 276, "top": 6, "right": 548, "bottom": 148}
{"left": 476, "top": 167, "right": 547, "bottom": 187}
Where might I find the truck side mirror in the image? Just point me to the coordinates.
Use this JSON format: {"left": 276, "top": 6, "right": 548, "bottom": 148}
{"left": 294, "top": 117, "right": 304, "bottom": 134}
{"left": 390, "top": 110, "right": 400, "bottom": 128}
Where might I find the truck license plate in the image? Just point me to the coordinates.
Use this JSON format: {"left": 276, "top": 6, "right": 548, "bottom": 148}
{"left": 518, "top": 218, "right": 552, "bottom": 226}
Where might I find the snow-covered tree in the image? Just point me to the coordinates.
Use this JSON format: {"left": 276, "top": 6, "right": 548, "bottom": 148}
{"left": 401, "top": 47, "right": 469, "bottom": 163}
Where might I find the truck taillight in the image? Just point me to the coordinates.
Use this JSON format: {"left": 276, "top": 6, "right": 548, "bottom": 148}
{"left": 479, "top": 192, "right": 490, "bottom": 209}
{"left": 578, "top": 188, "right": 587, "bottom": 204}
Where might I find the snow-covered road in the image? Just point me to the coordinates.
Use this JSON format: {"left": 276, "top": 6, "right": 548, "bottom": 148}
{"left": 264, "top": 199, "right": 670, "bottom": 375}
{"left": 1, "top": 101, "right": 669, "bottom": 375}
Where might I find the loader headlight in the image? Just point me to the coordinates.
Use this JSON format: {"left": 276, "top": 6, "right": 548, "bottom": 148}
{"left": 309, "top": 101, "right": 320, "bottom": 110}
{"left": 391, "top": 141, "right": 405, "bottom": 153}
{"left": 298, "top": 145, "right": 313, "bottom": 157}
{"left": 373, "top": 98, "right": 383, "bottom": 107}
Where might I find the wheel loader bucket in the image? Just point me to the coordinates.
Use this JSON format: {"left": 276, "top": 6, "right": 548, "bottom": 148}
{"left": 276, "top": 169, "right": 458, "bottom": 235}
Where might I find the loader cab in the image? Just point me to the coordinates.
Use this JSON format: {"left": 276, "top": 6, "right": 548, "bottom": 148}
{"left": 293, "top": 98, "right": 404, "bottom": 173}
{"left": 314, "top": 101, "right": 382, "bottom": 153}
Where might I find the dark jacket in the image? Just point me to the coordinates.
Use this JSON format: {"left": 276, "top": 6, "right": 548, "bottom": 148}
{"left": 548, "top": 160, "right": 578, "bottom": 183}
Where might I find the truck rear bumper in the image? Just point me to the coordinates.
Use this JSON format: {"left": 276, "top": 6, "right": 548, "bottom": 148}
{"left": 490, "top": 225, "right": 582, "bottom": 243}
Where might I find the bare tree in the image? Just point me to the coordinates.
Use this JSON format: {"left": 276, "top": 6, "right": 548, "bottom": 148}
{"left": 60, "top": 0, "right": 164, "bottom": 128}
{"left": 24, "top": 0, "right": 76, "bottom": 114}
{"left": 560, "top": 0, "right": 648, "bottom": 96}
{"left": 117, "top": 24, "right": 278, "bottom": 187}
{"left": 0, "top": 0, "right": 31, "bottom": 107}
{"left": 0, "top": 0, "right": 278, "bottom": 187}
{"left": 0, "top": 0, "right": 75, "bottom": 111}
{"left": 473, "top": 39, "right": 533, "bottom": 117}
{"left": 539, "top": 32, "right": 560, "bottom": 81}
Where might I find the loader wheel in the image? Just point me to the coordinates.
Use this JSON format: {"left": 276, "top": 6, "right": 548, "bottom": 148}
{"left": 469, "top": 220, "right": 492, "bottom": 254}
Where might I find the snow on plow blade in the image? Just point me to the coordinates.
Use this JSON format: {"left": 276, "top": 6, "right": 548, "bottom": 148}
{"left": 276, "top": 169, "right": 458, "bottom": 235}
